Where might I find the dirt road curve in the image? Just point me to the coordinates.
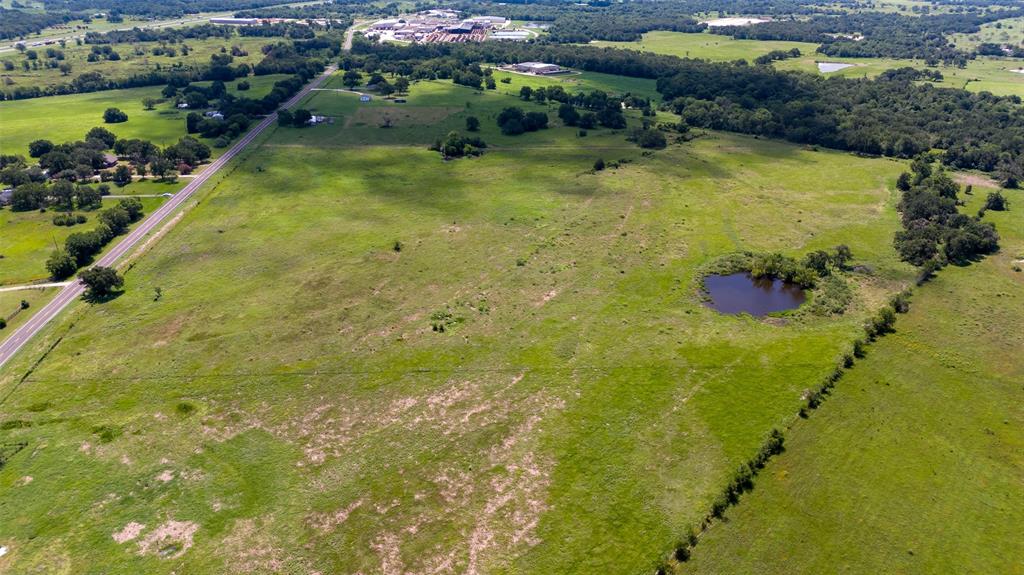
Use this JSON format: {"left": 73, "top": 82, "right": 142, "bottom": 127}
{"left": 0, "top": 66, "right": 337, "bottom": 371}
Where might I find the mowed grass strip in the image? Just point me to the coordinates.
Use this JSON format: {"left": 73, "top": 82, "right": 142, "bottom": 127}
{"left": 0, "top": 77, "right": 913, "bottom": 574}
{"left": 685, "top": 186, "right": 1024, "bottom": 574}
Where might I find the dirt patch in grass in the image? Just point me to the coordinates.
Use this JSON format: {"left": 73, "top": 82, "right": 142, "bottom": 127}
{"left": 954, "top": 172, "right": 1000, "bottom": 189}
{"left": 348, "top": 106, "right": 460, "bottom": 128}
{"left": 137, "top": 519, "right": 198, "bottom": 558}
{"left": 112, "top": 521, "right": 146, "bottom": 544}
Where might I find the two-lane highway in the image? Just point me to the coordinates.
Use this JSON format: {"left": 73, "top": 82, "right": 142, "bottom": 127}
{"left": 0, "top": 66, "right": 336, "bottom": 371}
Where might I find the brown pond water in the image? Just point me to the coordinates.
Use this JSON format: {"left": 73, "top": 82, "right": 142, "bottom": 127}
{"left": 703, "top": 273, "right": 806, "bottom": 316}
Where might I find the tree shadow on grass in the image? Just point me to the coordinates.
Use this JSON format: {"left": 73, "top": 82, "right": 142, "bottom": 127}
{"left": 81, "top": 290, "right": 124, "bottom": 304}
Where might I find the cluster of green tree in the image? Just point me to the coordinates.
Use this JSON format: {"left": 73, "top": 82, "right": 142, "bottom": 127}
{"left": 876, "top": 66, "right": 944, "bottom": 82}
{"left": 40, "top": 0, "right": 286, "bottom": 18}
{"left": 4, "top": 44, "right": 75, "bottom": 76}
{"left": 978, "top": 42, "right": 1024, "bottom": 58}
{"left": 236, "top": 0, "right": 380, "bottom": 20}
{"left": 752, "top": 48, "right": 801, "bottom": 65}
{"left": 0, "top": 7, "right": 76, "bottom": 40}
{"left": 84, "top": 23, "right": 233, "bottom": 44}
{"left": 448, "top": 63, "right": 494, "bottom": 90}
{"left": 496, "top": 106, "right": 548, "bottom": 135}
{"left": 237, "top": 22, "right": 321, "bottom": 39}
{"left": 253, "top": 42, "right": 329, "bottom": 76}
{"left": 78, "top": 266, "right": 124, "bottom": 300}
{"left": 713, "top": 10, "right": 1024, "bottom": 62}
{"left": 2, "top": 128, "right": 211, "bottom": 203}
{"left": 52, "top": 212, "right": 89, "bottom": 226}
{"left": 6, "top": 179, "right": 104, "bottom": 212}
{"left": 539, "top": 5, "right": 705, "bottom": 43}
{"left": 626, "top": 127, "right": 666, "bottom": 149}
{"left": 894, "top": 157, "right": 1000, "bottom": 276}
{"left": 276, "top": 108, "right": 313, "bottom": 127}
{"left": 46, "top": 197, "right": 144, "bottom": 280}
{"left": 430, "top": 131, "right": 487, "bottom": 159}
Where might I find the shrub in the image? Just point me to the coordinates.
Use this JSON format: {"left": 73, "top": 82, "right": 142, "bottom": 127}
{"left": 103, "top": 107, "right": 128, "bottom": 123}
{"left": 78, "top": 266, "right": 124, "bottom": 300}
{"left": 46, "top": 249, "right": 77, "bottom": 279}
{"left": 983, "top": 191, "right": 1007, "bottom": 212}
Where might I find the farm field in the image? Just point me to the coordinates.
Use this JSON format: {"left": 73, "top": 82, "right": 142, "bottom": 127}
{"left": 685, "top": 185, "right": 1024, "bottom": 574}
{"left": 590, "top": 31, "right": 821, "bottom": 62}
{"left": 0, "top": 35, "right": 277, "bottom": 89}
{"left": 0, "top": 75, "right": 289, "bottom": 158}
{"left": 0, "top": 75, "right": 917, "bottom": 573}
{"left": 0, "top": 196, "right": 167, "bottom": 285}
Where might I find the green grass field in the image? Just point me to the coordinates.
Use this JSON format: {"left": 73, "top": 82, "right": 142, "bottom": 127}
{"left": 591, "top": 31, "right": 821, "bottom": 62}
{"left": 0, "top": 196, "right": 167, "bottom": 285}
{"left": 0, "top": 74, "right": 289, "bottom": 158}
{"left": 1, "top": 36, "right": 277, "bottom": 89}
{"left": 0, "top": 74, "right": 920, "bottom": 573}
{"left": 685, "top": 185, "right": 1024, "bottom": 574}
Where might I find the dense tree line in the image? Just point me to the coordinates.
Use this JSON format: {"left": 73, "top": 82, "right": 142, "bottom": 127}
{"left": 40, "top": 0, "right": 286, "bottom": 18}
{"left": 236, "top": 0, "right": 376, "bottom": 20}
{"left": 0, "top": 8, "right": 77, "bottom": 40}
{"left": 83, "top": 23, "right": 233, "bottom": 44}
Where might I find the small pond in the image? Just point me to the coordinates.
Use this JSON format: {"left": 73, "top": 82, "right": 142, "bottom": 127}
{"left": 703, "top": 273, "right": 806, "bottom": 316}
{"left": 818, "top": 62, "right": 854, "bottom": 73}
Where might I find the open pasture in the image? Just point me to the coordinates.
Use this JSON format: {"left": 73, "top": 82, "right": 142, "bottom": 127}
{"left": 0, "top": 74, "right": 917, "bottom": 573}
{"left": 685, "top": 185, "right": 1024, "bottom": 575}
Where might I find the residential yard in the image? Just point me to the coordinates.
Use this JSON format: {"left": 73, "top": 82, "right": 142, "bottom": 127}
{"left": 0, "top": 196, "right": 166, "bottom": 285}
{"left": 0, "top": 76, "right": 918, "bottom": 574}
{"left": 685, "top": 185, "right": 1024, "bottom": 574}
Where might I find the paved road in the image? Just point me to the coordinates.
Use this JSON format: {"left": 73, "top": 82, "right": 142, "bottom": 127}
{"left": 0, "top": 66, "right": 336, "bottom": 371}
